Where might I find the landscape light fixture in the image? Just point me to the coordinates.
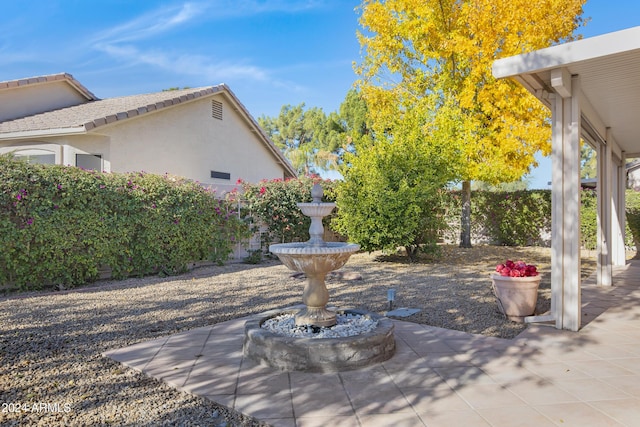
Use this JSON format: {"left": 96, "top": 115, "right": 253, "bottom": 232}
{"left": 387, "top": 288, "right": 396, "bottom": 311}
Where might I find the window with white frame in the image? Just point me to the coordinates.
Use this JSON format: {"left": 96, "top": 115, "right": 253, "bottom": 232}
{"left": 76, "top": 154, "right": 102, "bottom": 171}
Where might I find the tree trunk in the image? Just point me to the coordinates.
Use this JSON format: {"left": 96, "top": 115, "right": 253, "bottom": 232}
{"left": 405, "top": 245, "right": 419, "bottom": 262}
{"left": 459, "top": 180, "right": 472, "bottom": 248}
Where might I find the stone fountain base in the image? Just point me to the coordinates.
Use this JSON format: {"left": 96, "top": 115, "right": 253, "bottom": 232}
{"left": 243, "top": 307, "right": 395, "bottom": 372}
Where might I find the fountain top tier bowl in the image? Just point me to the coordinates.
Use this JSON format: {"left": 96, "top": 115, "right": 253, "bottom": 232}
{"left": 268, "top": 182, "right": 359, "bottom": 258}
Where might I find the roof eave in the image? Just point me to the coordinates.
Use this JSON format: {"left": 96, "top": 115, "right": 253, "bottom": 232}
{"left": 0, "top": 73, "right": 99, "bottom": 101}
{"left": 493, "top": 26, "right": 640, "bottom": 79}
{"left": 0, "top": 126, "right": 87, "bottom": 141}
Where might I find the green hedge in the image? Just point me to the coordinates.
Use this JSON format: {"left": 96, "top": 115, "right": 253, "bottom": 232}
{"left": 441, "top": 190, "right": 552, "bottom": 246}
{"left": 580, "top": 189, "right": 598, "bottom": 250}
{"left": 573, "top": 189, "right": 634, "bottom": 251}
{"left": 0, "top": 155, "right": 249, "bottom": 290}
{"left": 442, "top": 188, "right": 634, "bottom": 250}
{"left": 240, "top": 178, "right": 638, "bottom": 253}
{"left": 626, "top": 190, "right": 640, "bottom": 255}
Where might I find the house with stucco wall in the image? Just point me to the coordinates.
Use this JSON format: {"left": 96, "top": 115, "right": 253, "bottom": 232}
{"left": 0, "top": 73, "right": 296, "bottom": 193}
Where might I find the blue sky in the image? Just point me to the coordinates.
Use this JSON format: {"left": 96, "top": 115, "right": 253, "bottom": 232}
{"left": 1, "top": 0, "right": 638, "bottom": 187}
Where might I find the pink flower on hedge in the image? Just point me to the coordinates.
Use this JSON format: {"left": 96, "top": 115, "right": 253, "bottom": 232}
{"left": 259, "top": 187, "right": 266, "bottom": 195}
{"left": 495, "top": 259, "right": 538, "bottom": 277}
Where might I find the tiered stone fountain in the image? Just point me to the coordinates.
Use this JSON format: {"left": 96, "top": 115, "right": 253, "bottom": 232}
{"left": 243, "top": 184, "right": 395, "bottom": 372}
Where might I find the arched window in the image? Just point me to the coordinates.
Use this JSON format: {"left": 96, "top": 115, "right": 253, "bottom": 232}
{"left": 13, "top": 148, "right": 55, "bottom": 164}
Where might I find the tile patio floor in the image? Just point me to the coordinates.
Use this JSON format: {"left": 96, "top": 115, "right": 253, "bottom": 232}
{"left": 104, "top": 260, "right": 640, "bottom": 426}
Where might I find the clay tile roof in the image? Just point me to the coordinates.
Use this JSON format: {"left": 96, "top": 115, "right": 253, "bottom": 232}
{"left": 0, "top": 86, "right": 221, "bottom": 134}
{"left": 0, "top": 72, "right": 98, "bottom": 101}
{"left": 0, "top": 80, "right": 297, "bottom": 177}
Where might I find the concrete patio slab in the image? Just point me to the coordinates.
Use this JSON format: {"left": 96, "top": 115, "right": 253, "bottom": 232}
{"left": 103, "top": 260, "right": 640, "bottom": 426}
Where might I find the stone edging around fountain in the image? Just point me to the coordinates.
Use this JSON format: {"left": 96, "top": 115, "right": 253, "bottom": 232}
{"left": 243, "top": 306, "right": 396, "bottom": 373}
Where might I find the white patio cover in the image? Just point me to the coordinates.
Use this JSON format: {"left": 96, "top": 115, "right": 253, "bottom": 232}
{"left": 493, "top": 26, "right": 640, "bottom": 330}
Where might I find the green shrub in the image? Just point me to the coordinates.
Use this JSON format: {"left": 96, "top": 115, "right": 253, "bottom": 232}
{"left": 332, "top": 136, "right": 451, "bottom": 261}
{"left": 578, "top": 188, "right": 635, "bottom": 251}
{"left": 0, "top": 155, "right": 249, "bottom": 290}
{"left": 243, "top": 249, "right": 263, "bottom": 264}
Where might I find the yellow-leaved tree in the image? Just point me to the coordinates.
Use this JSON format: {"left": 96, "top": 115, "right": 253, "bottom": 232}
{"left": 356, "top": 0, "right": 586, "bottom": 247}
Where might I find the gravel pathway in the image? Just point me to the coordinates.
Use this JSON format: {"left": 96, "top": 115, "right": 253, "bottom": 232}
{"left": 0, "top": 245, "right": 598, "bottom": 426}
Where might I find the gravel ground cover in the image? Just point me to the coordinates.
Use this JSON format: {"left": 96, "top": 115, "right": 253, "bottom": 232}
{"left": 0, "top": 245, "right": 598, "bottom": 426}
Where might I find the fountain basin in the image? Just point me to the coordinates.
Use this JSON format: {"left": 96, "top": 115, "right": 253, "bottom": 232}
{"left": 243, "top": 307, "right": 396, "bottom": 372}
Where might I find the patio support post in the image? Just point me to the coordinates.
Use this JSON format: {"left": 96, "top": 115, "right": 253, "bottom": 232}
{"left": 612, "top": 148, "right": 627, "bottom": 266}
{"left": 551, "top": 93, "right": 562, "bottom": 328}
{"left": 551, "top": 72, "right": 582, "bottom": 331}
{"left": 597, "top": 134, "right": 613, "bottom": 286}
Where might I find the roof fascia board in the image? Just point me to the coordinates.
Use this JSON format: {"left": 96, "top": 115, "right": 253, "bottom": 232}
{"left": 0, "top": 73, "right": 98, "bottom": 101}
{"left": 0, "top": 127, "right": 87, "bottom": 141}
{"left": 62, "top": 74, "right": 99, "bottom": 101}
{"left": 493, "top": 26, "right": 640, "bottom": 79}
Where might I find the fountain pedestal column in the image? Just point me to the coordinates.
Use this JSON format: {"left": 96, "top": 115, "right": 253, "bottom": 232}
{"left": 270, "top": 247, "right": 358, "bottom": 328}
{"left": 298, "top": 271, "right": 334, "bottom": 327}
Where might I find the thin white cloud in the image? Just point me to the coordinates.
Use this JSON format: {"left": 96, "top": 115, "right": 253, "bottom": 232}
{"left": 91, "top": 0, "right": 326, "bottom": 45}
{"left": 97, "top": 43, "right": 270, "bottom": 82}
{"left": 90, "top": 2, "right": 205, "bottom": 44}
{"left": 88, "top": 0, "right": 327, "bottom": 86}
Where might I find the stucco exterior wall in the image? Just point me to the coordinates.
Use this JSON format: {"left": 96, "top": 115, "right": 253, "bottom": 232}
{"left": 103, "top": 93, "right": 285, "bottom": 188}
{"left": 0, "top": 81, "right": 89, "bottom": 122}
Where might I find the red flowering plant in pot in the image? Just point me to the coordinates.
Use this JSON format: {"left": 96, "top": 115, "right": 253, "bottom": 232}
{"left": 492, "top": 260, "right": 541, "bottom": 322}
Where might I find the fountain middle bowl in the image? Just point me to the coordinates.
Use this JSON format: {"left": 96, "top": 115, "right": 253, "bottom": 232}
{"left": 269, "top": 242, "right": 360, "bottom": 274}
